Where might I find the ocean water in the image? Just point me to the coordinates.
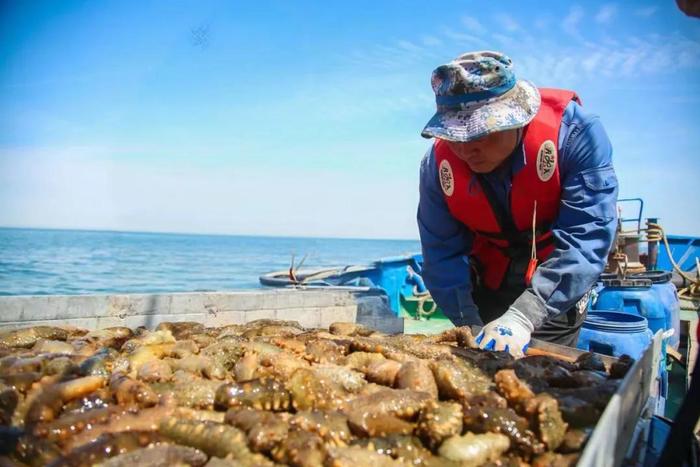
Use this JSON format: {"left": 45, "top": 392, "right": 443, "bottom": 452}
{"left": 0, "top": 228, "right": 420, "bottom": 296}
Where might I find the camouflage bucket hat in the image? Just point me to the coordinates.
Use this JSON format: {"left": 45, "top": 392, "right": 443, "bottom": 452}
{"left": 421, "top": 51, "right": 541, "bottom": 142}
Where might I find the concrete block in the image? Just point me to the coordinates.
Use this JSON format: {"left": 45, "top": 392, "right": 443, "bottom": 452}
{"left": 276, "top": 290, "right": 340, "bottom": 309}
{"left": 0, "top": 297, "right": 26, "bottom": 322}
{"left": 197, "top": 293, "right": 235, "bottom": 313}
{"left": 62, "top": 317, "right": 102, "bottom": 330}
{"left": 31, "top": 296, "right": 64, "bottom": 321}
{"left": 3, "top": 296, "right": 63, "bottom": 322}
{"left": 276, "top": 307, "right": 321, "bottom": 329}
{"left": 0, "top": 290, "right": 401, "bottom": 334}
{"left": 294, "top": 291, "right": 348, "bottom": 308}
{"left": 64, "top": 295, "right": 111, "bottom": 319}
{"left": 272, "top": 289, "right": 312, "bottom": 309}
{"left": 260, "top": 291, "right": 282, "bottom": 310}
{"left": 332, "top": 292, "right": 357, "bottom": 307}
{"left": 217, "top": 292, "right": 265, "bottom": 312}
{"left": 53, "top": 296, "right": 95, "bottom": 320}
{"left": 46, "top": 296, "right": 75, "bottom": 321}
{"left": 178, "top": 292, "right": 257, "bottom": 315}
{"left": 8, "top": 297, "right": 45, "bottom": 322}
{"left": 270, "top": 290, "right": 306, "bottom": 310}
{"left": 204, "top": 310, "right": 246, "bottom": 327}
{"left": 151, "top": 294, "right": 179, "bottom": 315}
{"left": 169, "top": 294, "right": 211, "bottom": 315}
{"left": 106, "top": 294, "right": 158, "bottom": 319}
{"left": 95, "top": 316, "right": 127, "bottom": 329}
{"left": 0, "top": 297, "right": 32, "bottom": 322}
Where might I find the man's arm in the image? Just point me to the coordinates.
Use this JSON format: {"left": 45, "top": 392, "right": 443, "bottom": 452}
{"left": 417, "top": 146, "right": 482, "bottom": 326}
{"left": 511, "top": 103, "right": 619, "bottom": 328}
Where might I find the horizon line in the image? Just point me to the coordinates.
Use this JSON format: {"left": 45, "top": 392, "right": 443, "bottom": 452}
{"left": 0, "top": 225, "right": 421, "bottom": 243}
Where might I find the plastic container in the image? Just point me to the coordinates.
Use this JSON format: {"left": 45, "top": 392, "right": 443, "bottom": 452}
{"left": 593, "top": 271, "right": 680, "bottom": 349}
{"left": 577, "top": 311, "right": 653, "bottom": 359}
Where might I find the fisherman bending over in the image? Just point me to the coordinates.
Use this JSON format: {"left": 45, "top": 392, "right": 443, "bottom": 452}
{"left": 417, "top": 51, "right": 618, "bottom": 356}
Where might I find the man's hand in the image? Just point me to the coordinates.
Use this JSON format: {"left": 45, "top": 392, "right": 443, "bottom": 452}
{"left": 475, "top": 307, "right": 534, "bottom": 357}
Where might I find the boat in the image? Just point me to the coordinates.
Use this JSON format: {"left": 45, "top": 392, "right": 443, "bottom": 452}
{"left": 259, "top": 253, "right": 454, "bottom": 334}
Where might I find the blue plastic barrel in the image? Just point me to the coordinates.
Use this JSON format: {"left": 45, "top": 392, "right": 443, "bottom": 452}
{"left": 577, "top": 311, "right": 653, "bottom": 359}
{"left": 593, "top": 272, "right": 680, "bottom": 349}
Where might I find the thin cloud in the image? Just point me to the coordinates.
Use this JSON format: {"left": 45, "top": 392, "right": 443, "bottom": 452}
{"left": 562, "top": 5, "right": 585, "bottom": 41}
{"left": 371, "top": 44, "right": 421, "bottom": 67}
{"left": 620, "top": 49, "right": 646, "bottom": 74}
{"left": 495, "top": 13, "right": 521, "bottom": 32}
{"left": 534, "top": 17, "right": 550, "bottom": 30}
{"left": 332, "top": 11, "right": 699, "bottom": 137}
{"left": 307, "top": 9, "right": 700, "bottom": 100}
{"left": 421, "top": 35, "right": 443, "bottom": 47}
{"left": 492, "top": 33, "right": 517, "bottom": 48}
{"left": 635, "top": 6, "right": 658, "bottom": 17}
{"left": 441, "top": 27, "right": 490, "bottom": 48}
{"left": 519, "top": 32, "right": 700, "bottom": 86}
{"left": 352, "top": 36, "right": 448, "bottom": 70}
{"left": 581, "top": 51, "right": 604, "bottom": 73}
{"left": 461, "top": 16, "right": 487, "bottom": 34}
{"left": 601, "top": 35, "right": 622, "bottom": 47}
{"left": 667, "top": 94, "right": 700, "bottom": 104}
{"left": 0, "top": 67, "right": 154, "bottom": 91}
{"left": 595, "top": 4, "right": 617, "bottom": 24}
{"left": 396, "top": 39, "right": 426, "bottom": 55}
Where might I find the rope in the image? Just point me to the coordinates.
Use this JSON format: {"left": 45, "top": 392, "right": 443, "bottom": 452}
{"left": 646, "top": 222, "right": 695, "bottom": 282}
{"left": 615, "top": 252, "right": 629, "bottom": 278}
{"left": 412, "top": 285, "right": 437, "bottom": 319}
{"left": 646, "top": 221, "right": 700, "bottom": 298}
{"left": 608, "top": 219, "right": 699, "bottom": 298}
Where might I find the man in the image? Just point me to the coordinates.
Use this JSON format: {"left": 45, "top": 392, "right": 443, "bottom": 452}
{"left": 417, "top": 51, "right": 618, "bottom": 356}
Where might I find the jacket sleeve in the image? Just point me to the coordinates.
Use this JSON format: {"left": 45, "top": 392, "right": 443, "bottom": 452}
{"left": 417, "top": 146, "right": 483, "bottom": 326}
{"left": 511, "top": 105, "right": 619, "bottom": 328}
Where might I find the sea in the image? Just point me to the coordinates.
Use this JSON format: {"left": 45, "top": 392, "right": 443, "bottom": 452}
{"left": 0, "top": 228, "right": 421, "bottom": 296}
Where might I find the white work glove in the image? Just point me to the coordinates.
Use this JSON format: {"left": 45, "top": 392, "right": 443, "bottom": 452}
{"left": 475, "top": 307, "right": 534, "bottom": 358}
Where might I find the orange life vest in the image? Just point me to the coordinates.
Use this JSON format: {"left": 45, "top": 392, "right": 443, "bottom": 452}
{"left": 434, "top": 88, "right": 580, "bottom": 290}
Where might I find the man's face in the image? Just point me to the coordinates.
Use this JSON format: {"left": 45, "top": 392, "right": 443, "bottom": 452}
{"left": 443, "top": 129, "right": 519, "bottom": 173}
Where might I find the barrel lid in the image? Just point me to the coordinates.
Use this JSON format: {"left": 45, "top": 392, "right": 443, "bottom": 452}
{"left": 599, "top": 270, "right": 672, "bottom": 286}
{"left": 584, "top": 310, "right": 649, "bottom": 333}
{"left": 599, "top": 272, "right": 618, "bottom": 282}
{"left": 601, "top": 277, "right": 652, "bottom": 288}
{"left": 629, "top": 270, "right": 672, "bottom": 284}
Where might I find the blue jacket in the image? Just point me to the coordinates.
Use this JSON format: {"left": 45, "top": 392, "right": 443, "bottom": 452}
{"left": 417, "top": 101, "right": 618, "bottom": 328}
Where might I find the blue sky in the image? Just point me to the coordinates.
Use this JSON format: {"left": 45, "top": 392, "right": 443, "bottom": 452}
{"left": 1, "top": 0, "right": 699, "bottom": 239}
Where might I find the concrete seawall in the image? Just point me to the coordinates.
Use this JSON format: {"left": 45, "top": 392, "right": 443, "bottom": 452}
{"left": 0, "top": 288, "right": 404, "bottom": 333}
